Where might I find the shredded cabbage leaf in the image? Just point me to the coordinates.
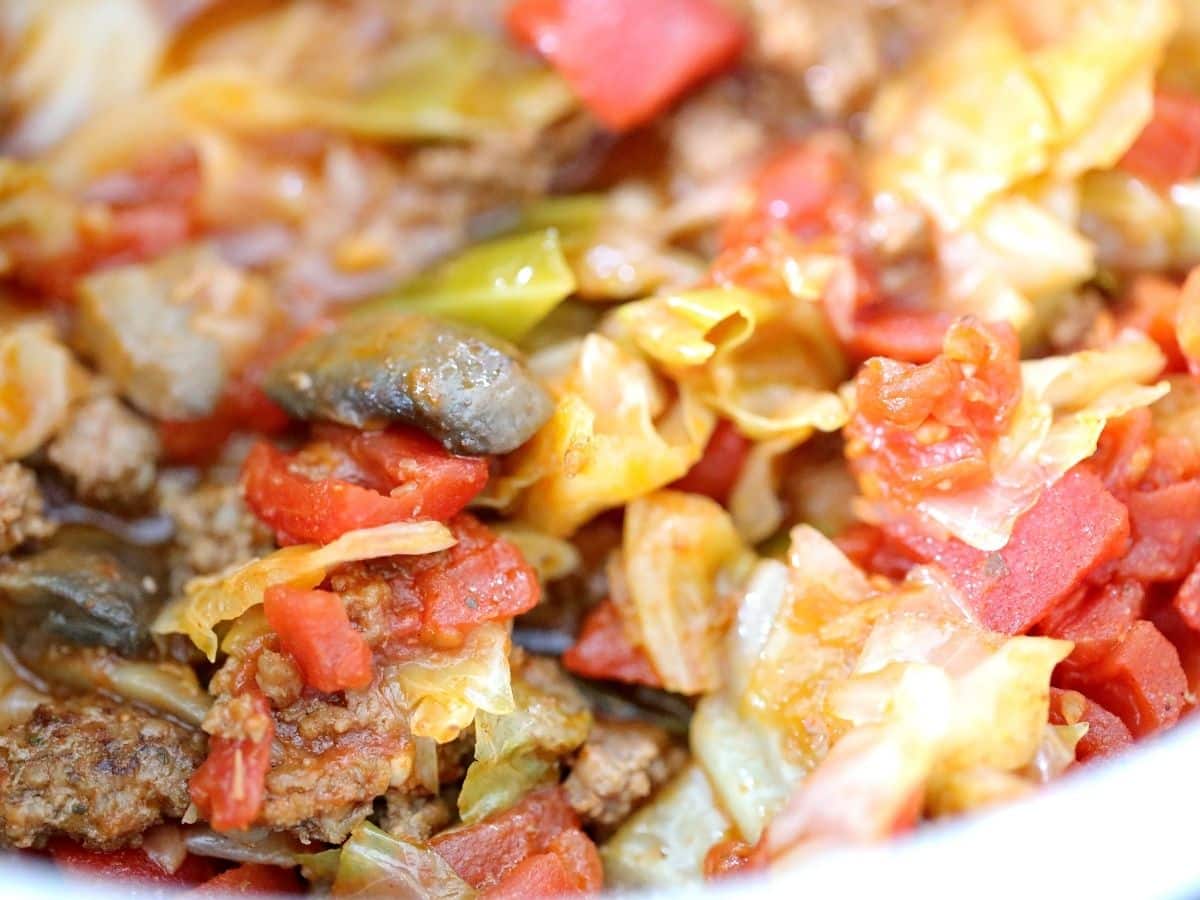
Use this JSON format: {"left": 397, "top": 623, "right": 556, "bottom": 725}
{"left": 615, "top": 277, "right": 849, "bottom": 443}
{"left": 459, "top": 658, "right": 591, "bottom": 824}
{"left": 0, "top": 322, "right": 87, "bottom": 461}
{"left": 153, "top": 520, "right": 455, "bottom": 661}
{"left": 600, "top": 764, "right": 732, "bottom": 890}
{"left": 331, "top": 821, "right": 475, "bottom": 899}
{"left": 614, "top": 491, "right": 751, "bottom": 695}
{"left": 914, "top": 331, "right": 1169, "bottom": 550}
{"left": 390, "top": 622, "right": 515, "bottom": 744}
{"left": 487, "top": 334, "right": 715, "bottom": 536}
{"left": 357, "top": 229, "right": 576, "bottom": 342}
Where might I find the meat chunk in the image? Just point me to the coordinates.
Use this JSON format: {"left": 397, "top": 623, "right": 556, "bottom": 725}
{"left": 47, "top": 393, "right": 159, "bottom": 509}
{"left": 0, "top": 697, "right": 205, "bottom": 849}
{"left": 564, "top": 720, "right": 685, "bottom": 832}
{"left": 0, "top": 462, "right": 55, "bottom": 553}
{"left": 380, "top": 791, "right": 451, "bottom": 843}
{"left": 159, "top": 478, "right": 273, "bottom": 596}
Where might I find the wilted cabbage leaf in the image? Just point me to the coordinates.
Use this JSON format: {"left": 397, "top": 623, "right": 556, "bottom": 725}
{"left": 153, "top": 520, "right": 455, "bottom": 661}
{"left": 332, "top": 821, "right": 474, "bottom": 899}
{"left": 358, "top": 229, "right": 575, "bottom": 342}
{"left": 488, "top": 334, "right": 715, "bottom": 536}
{"left": 614, "top": 491, "right": 751, "bottom": 695}
{"left": 390, "top": 622, "right": 514, "bottom": 744}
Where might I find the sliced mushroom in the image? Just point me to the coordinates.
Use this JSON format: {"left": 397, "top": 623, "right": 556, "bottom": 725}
{"left": 0, "top": 525, "right": 165, "bottom": 654}
{"left": 265, "top": 312, "right": 553, "bottom": 455}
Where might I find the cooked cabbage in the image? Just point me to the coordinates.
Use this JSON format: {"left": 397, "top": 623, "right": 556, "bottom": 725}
{"left": 489, "top": 335, "right": 715, "bottom": 536}
{"left": 389, "top": 622, "right": 515, "bottom": 744}
{"left": 0, "top": 322, "right": 86, "bottom": 461}
{"left": 615, "top": 491, "right": 751, "bottom": 694}
{"left": 331, "top": 821, "right": 474, "bottom": 899}
{"left": 153, "top": 520, "right": 455, "bottom": 661}
{"left": 915, "top": 331, "right": 1169, "bottom": 550}
{"left": 600, "top": 764, "right": 732, "bottom": 889}
{"left": 615, "top": 279, "right": 848, "bottom": 443}
{"left": 358, "top": 229, "right": 576, "bottom": 343}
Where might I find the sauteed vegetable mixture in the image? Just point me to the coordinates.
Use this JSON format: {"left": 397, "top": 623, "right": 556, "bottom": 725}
{"left": 2, "top": 0, "right": 1200, "bottom": 893}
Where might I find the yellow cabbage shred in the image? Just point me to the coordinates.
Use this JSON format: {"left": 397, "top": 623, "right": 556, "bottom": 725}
{"left": 153, "top": 520, "right": 455, "bottom": 661}
{"left": 614, "top": 491, "right": 752, "bottom": 695}
{"left": 486, "top": 334, "right": 715, "bottom": 537}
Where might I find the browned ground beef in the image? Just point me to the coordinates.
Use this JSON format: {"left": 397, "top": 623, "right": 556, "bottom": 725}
{"left": 0, "top": 697, "right": 204, "bottom": 849}
{"left": 564, "top": 720, "right": 686, "bottom": 833}
{"left": 380, "top": 790, "right": 452, "bottom": 842}
{"left": 0, "top": 463, "right": 55, "bottom": 553}
{"left": 46, "top": 393, "right": 159, "bottom": 510}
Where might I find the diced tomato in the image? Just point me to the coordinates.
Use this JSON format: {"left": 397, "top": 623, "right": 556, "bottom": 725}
{"left": 1119, "top": 90, "right": 1200, "bottom": 187}
{"left": 263, "top": 586, "right": 374, "bottom": 693}
{"left": 834, "top": 523, "right": 918, "bottom": 581}
{"left": 887, "top": 466, "right": 1131, "bottom": 634}
{"left": 431, "top": 787, "right": 581, "bottom": 890}
{"left": 721, "top": 139, "right": 860, "bottom": 248}
{"left": 846, "top": 317, "right": 1022, "bottom": 508}
{"left": 1152, "top": 603, "right": 1200, "bottom": 699}
{"left": 189, "top": 692, "right": 274, "bottom": 832}
{"left": 242, "top": 425, "right": 488, "bottom": 545}
{"left": 192, "top": 863, "right": 303, "bottom": 895}
{"left": 405, "top": 513, "right": 541, "bottom": 646}
{"left": 1039, "top": 580, "right": 1147, "bottom": 672}
{"left": 1117, "top": 274, "right": 1188, "bottom": 372}
{"left": 1048, "top": 688, "right": 1133, "bottom": 763}
{"left": 1115, "top": 479, "right": 1200, "bottom": 582}
{"left": 508, "top": 0, "right": 745, "bottom": 131}
{"left": 483, "top": 829, "right": 602, "bottom": 898}
{"left": 48, "top": 840, "right": 219, "bottom": 887}
{"left": 1174, "top": 560, "right": 1200, "bottom": 631}
{"left": 1057, "top": 620, "right": 1188, "bottom": 738}
{"left": 671, "top": 419, "right": 751, "bottom": 505}
{"left": 847, "top": 310, "right": 954, "bottom": 365}
{"left": 562, "top": 598, "right": 663, "bottom": 687}
{"left": 1091, "top": 408, "right": 1154, "bottom": 496}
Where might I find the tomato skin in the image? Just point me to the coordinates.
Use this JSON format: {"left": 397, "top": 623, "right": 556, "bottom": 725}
{"left": 189, "top": 692, "right": 274, "bottom": 833}
{"left": 1057, "top": 620, "right": 1188, "bottom": 738}
{"left": 263, "top": 586, "right": 374, "bottom": 693}
{"left": 508, "top": 0, "right": 745, "bottom": 131}
{"left": 888, "top": 466, "right": 1131, "bottom": 634}
{"left": 241, "top": 426, "right": 488, "bottom": 546}
{"left": 562, "top": 598, "right": 663, "bottom": 687}
{"left": 192, "top": 863, "right": 303, "bottom": 895}
{"left": 431, "top": 787, "right": 581, "bottom": 890}
{"left": 671, "top": 419, "right": 751, "bottom": 505}
{"left": 48, "top": 840, "right": 219, "bottom": 887}
{"left": 1048, "top": 688, "right": 1133, "bottom": 763}
{"left": 483, "top": 829, "right": 602, "bottom": 898}
{"left": 1119, "top": 90, "right": 1200, "bottom": 187}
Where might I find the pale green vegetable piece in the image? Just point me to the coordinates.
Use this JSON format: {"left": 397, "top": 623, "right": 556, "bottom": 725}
{"left": 331, "top": 822, "right": 475, "bottom": 899}
{"left": 457, "top": 754, "right": 558, "bottom": 827}
{"left": 360, "top": 230, "right": 575, "bottom": 342}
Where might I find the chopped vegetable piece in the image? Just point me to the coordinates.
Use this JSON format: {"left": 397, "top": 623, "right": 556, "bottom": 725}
{"left": 671, "top": 419, "right": 751, "bottom": 505}
{"left": 331, "top": 822, "right": 474, "bottom": 899}
{"left": 359, "top": 229, "right": 575, "bottom": 342}
{"left": 263, "top": 586, "right": 374, "bottom": 694}
{"left": 49, "top": 839, "right": 218, "bottom": 887}
{"left": 1057, "top": 620, "right": 1188, "bottom": 738}
{"left": 1116, "top": 479, "right": 1200, "bottom": 582}
{"left": 265, "top": 312, "right": 552, "bottom": 456}
{"left": 483, "top": 829, "right": 602, "bottom": 898}
{"left": 1119, "top": 90, "right": 1200, "bottom": 186}
{"left": 189, "top": 692, "right": 274, "bottom": 832}
{"left": 242, "top": 426, "right": 488, "bottom": 545}
{"left": 563, "top": 599, "right": 662, "bottom": 688}
{"left": 1048, "top": 688, "right": 1133, "bottom": 763}
{"left": 431, "top": 787, "right": 580, "bottom": 890}
{"left": 508, "top": 0, "right": 745, "bottom": 131}
{"left": 887, "top": 466, "right": 1131, "bottom": 634}
{"left": 193, "top": 863, "right": 303, "bottom": 895}
{"left": 1039, "top": 580, "right": 1146, "bottom": 671}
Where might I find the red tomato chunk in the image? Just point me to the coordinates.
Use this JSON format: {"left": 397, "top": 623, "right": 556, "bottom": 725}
{"left": 672, "top": 419, "right": 751, "bottom": 505}
{"left": 562, "top": 598, "right": 663, "bottom": 687}
{"left": 263, "top": 585, "right": 374, "bottom": 693}
{"left": 508, "top": 0, "right": 745, "bottom": 131}
{"left": 1119, "top": 90, "right": 1200, "bottom": 187}
{"left": 189, "top": 692, "right": 274, "bottom": 832}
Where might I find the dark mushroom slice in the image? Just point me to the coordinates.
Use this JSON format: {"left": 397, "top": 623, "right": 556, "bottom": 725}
{"left": 264, "top": 312, "right": 554, "bottom": 455}
{"left": 0, "top": 525, "right": 166, "bottom": 655}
